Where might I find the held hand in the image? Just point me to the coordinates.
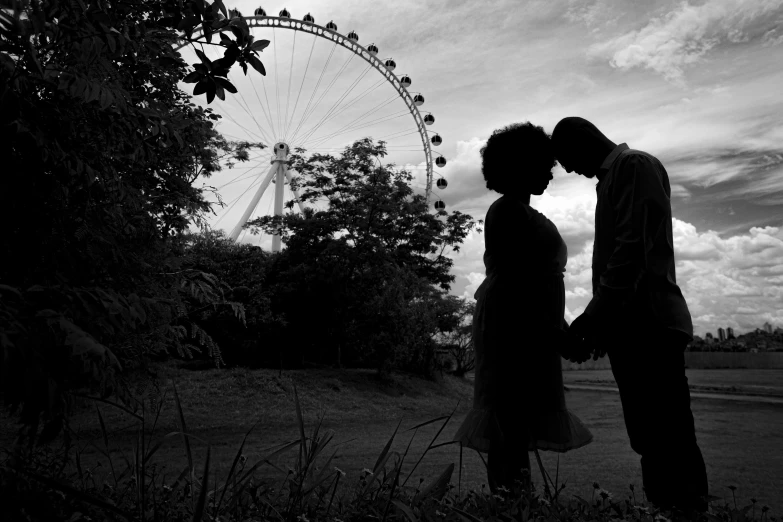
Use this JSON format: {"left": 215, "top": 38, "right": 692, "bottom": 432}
{"left": 564, "top": 332, "right": 592, "bottom": 364}
{"left": 572, "top": 313, "right": 608, "bottom": 361}
{"left": 566, "top": 313, "right": 598, "bottom": 363}
{"left": 568, "top": 313, "right": 595, "bottom": 342}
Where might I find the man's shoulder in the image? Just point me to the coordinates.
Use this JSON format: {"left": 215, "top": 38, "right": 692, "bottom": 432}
{"left": 618, "top": 148, "right": 663, "bottom": 167}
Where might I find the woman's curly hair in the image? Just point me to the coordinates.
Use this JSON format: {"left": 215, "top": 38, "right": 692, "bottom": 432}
{"left": 480, "top": 121, "right": 556, "bottom": 194}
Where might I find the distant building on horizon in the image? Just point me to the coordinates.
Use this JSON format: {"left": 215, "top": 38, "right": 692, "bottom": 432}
{"left": 705, "top": 332, "right": 714, "bottom": 344}
{"left": 727, "top": 327, "right": 735, "bottom": 339}
{"left": 764, "top": 322, "right": 773, "bottom": 334}
{"left": 718, "top": 328, "right": 726, "bottom": 342}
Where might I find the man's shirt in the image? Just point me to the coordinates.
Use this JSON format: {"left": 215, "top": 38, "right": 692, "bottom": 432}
{"left": 584, "top": 143, "right": 693, "bottom": 339}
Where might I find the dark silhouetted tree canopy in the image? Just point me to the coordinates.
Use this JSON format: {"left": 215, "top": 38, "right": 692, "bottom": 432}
{"left": 0, "top": 0, "right": 266, "bottom": 442}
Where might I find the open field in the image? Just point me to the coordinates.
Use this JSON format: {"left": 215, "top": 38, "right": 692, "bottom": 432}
{"left": 2, "top": 365, "right": 782, "bottom": 512}
{"left": 563, "top": 368, "right": 783, "bottom": 397}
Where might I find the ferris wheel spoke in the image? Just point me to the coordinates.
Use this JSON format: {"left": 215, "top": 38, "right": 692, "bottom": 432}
{"left": 284, "top": 33, "right": 318, "bottom": 141}
{"left": 288, "top": 50, "right": 357, "bottom": 144}
{"left": 294, "top": 63, "right": 373, "bottom": 145}
{"left": 304, "top": 109, "right": 409, "bottom": 149}
{"left": 282, "top": 30, "right": 296, "bottom": 141}
{"left": 273, "top": 27, "right": 283, "bottom": 140}
{"left": 323, "top": 77, "right": 387, "bottom": 121}
{"left": 376, "top": 128, "right": 423, "bottom": 141}
{"left": 215, "top": 157, "right": 272, "bottom": 190}
{"left": 247, "top": 77, "right": 277, "bottom": 141}
{"left": 288, "top": 41, "right": 338, "bottom": 144}
{"left": 220, "top": 108, "right": 268, "bottom": 144}
{"left": 301, "top": 94, "right": 400, "bottom": 149}
{"left": 234, "top": 89, "right": 275, "bottom": 145}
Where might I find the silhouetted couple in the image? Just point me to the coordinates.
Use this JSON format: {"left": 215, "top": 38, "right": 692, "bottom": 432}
{"left": 453, "top": 117, "right": 709, "bottom": 513}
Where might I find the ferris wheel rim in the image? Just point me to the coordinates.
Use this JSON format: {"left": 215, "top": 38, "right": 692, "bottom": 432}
{"left": 173, "top": 14, "right": 439, "bottom": 203}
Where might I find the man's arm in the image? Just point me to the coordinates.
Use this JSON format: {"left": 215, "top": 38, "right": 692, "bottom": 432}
{"left": 584, "top": 153, "right": 669, "bottom": 324}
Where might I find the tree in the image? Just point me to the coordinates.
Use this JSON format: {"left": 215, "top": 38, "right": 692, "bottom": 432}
{"left": 0, "top": 0, "right": 267, "bottom": 442}
{"left": 246, "top": 139, "right": 483, "bottom": 372}
{"left": 437, "top": 297, "right": 476, "bottom": 376}
{"left": 180, "top": 229, "right": 285, "bottom": 367}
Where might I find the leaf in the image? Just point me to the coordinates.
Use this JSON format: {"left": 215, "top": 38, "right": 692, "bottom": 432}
{"left": 214, "top": 0, "right": 228, "bottom": 18}
{"left": 192, "top": 445, "right": 210, "bottom": 522}
{"left": 194, "top": 48, "right": 211, "bottom": 67}
{"left": 99, "top": 88, "right": 113, "bottom": 110}
{"left": 193, "top": 81, "right": 208, "bottom": 96}
{"left": 0, "top": 284, "right": 22, "bottom": 299}
{"left": 248, "top": 55, "right": 266, "bottom": 76}
{"left": 413, "top": 462, "right": 453, "bottom": 504}
{"left": 206, "top": 81, "right": 216, "bottom": 103}
{"left": 106, "top": 33, "right": 116, "bottom": 53}
{"left": 450, "top": 506, "right": 483, "bottom": 522}
{"left": 250, "top": 39, "right": 270, "bottom": 52}
{"left": 172, "top": 383, "right": 195, "bottom": 501}
{"left": 183, "top": 70, "right": 203, "bottom": 83}
{"left": 214, "top": 83, "right": 225, "bottom": 101}
{"left": 391, "top": 499, "right": 419, "bottom": 522}
{"left": 213, "top": 77, "right": 237, "bottom": 94}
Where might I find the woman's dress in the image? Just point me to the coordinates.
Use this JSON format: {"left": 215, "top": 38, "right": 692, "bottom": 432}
{"left": 453, "top": 195, "right": 593, "bottom": 453}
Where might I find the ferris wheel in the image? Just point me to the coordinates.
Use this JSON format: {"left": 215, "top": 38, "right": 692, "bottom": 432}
{"left": 175, "top": 6, "right": 450, "bottom": 251}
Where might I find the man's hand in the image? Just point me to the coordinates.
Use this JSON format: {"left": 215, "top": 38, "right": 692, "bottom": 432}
{"left": 568, "top": 313, "right": 607, "bottom": 362}
{"left": 563, "top": 331, "right": 592, "bottom": 363}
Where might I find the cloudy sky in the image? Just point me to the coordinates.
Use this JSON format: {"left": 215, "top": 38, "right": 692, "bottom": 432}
{"left": 204, "top": 0, "right": 783, "bottom": 337}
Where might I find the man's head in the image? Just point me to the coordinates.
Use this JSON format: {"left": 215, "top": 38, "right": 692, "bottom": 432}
{"left": 551, "top": 117, "right": 616, "bottom": 179}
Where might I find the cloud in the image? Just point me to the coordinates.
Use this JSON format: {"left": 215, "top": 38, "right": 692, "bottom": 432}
{"left": 461, "top": 271, "right": 485, "bottom": 301}
{"left": 587, "top": 0, "right": 783, "bottom": 83}
{"left": 673, "top": 223, "right": 783, "bottom": 334}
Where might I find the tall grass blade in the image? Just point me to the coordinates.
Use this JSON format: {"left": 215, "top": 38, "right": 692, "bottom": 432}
{"left": 71, "top": 392, "right": 143, "bottom": 421}
{"left": 404, "top": 415, "right": 450, "bottom": 432}
{"left": 402, "top": 403, "right": 458, "bottom": 487}
{"left": 304, "top": 448, "right": 339, "bottom": 496}
{"left": 192, "top": 445, "right": 211, "bottom": 522}
{"left": 293, "top": 382, "right": 307, "bottom": 465}
{"left": 391, "top": 499, "right": 419, "bottom": 522}
{"left": 532, "top": 446, "right": 553, "bottom": 500}
{"left": 382, "top": 430, "right": 417, "bottom": 522}
{"left": 413, "top": 462, "right": 454, "bottom": 504}
{"left": 172, "top": 382, "right": 195, "bottom": 509}
{"left": 95, "top": 405, "right": 118, "bottom": 486}
{"left": 374, "top": 417, "right": 403, "bottom": 474}
{"left": 22, "top": 468, "right": 132, "bottom": 520}
{"left": 450, "top": 506, "right": 484, "bottom": 522}
{"left": 215, "top": 419, "right": 260, "bottom": 514}
{"left": 234, "top": 438, "right": 300, "bottom": 486}
{"left": 458, "top": 444, "right": 463, "bottom": 499}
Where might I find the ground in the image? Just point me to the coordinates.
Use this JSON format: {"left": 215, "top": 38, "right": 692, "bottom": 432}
{"left": 2, "top": 364, "right": 781, "bottom": 512}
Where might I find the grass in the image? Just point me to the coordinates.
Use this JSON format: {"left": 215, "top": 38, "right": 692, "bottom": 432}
{"left": 2, "top": 364, "right": 781, "bottom": 516}
{"left": 563, "top": 368, "right": 783, "bottom": 396}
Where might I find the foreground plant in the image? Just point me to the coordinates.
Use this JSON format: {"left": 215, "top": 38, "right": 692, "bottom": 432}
{"left": 0, "top": 382, "right": 778, "bottom": 522}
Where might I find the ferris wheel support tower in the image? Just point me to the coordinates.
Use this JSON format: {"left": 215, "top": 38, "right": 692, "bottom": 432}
{"left": 228, "top": 142, "right": 305, "bottom": 248}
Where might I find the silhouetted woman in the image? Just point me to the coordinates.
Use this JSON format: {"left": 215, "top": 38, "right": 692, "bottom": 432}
{"left": 453, "top": 122, "right": 593, "bottom": 493}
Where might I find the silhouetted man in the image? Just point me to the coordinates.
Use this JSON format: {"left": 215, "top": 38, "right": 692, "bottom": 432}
{"left": 552, "top": 117, "right": 708, "bottom": 512}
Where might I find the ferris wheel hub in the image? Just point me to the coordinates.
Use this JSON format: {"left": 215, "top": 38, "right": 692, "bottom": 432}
{"left": 272, "top": 142, "right": 290, "bottom": 163}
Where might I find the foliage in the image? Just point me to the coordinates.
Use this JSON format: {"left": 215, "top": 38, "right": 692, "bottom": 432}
{"left": 244, "top": 139, "right": 482, "bottom": 373}
{"left": 0, "top": 383, "right": 774, "bottom": 522}
{"left": 436, "top": 297, "right": 476, "bottom": 377}
{"left": 179, "top": 229, "right": 286, "bottom": 367}
{"left": 0, "top": 0, "right": 265, "bottom": 441}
